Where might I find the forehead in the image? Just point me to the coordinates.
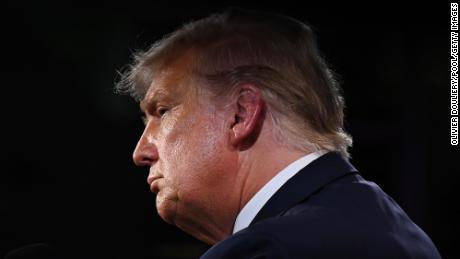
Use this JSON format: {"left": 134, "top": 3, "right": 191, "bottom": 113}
{"left": 140, "top": 51, "right": 197, "bottom": 111}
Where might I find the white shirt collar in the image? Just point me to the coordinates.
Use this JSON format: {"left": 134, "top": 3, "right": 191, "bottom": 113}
{"left": 232, "top": 150, "right": 327, "bottom": 234}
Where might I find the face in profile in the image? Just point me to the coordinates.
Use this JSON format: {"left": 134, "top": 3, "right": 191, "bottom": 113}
{"left": 132, "top": 61, "right": 240, "bottom": 243}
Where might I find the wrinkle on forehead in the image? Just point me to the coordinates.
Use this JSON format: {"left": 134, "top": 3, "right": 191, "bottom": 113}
{"left": 140, "top": 49, "right": 200, "bottom": 111}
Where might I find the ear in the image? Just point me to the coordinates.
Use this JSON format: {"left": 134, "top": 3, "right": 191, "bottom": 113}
{"left": 229, "top": 84, "right": 264, "bottom": 148}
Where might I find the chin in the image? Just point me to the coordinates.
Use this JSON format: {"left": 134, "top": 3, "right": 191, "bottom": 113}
{"left": 155, "top": 193, "right": 178, "bottom": 224}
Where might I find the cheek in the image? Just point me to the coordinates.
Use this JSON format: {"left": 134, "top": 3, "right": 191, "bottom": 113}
{"left": 156, "top": 116, "right": 184, "bottom": 172}
{"left": 155, "top": 111, "right": 238, "bottom": 221}
{"left": 170, "top": 117, "right": 229, "bottom": 186}
{"left": 159, "top": 107, "right": 236, "bottom": 191}
{"left": 180, "top": 125, "right": 233, "bottom": 195}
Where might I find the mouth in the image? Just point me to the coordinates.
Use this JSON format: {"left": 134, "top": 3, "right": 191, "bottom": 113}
{"left": 147, "top": 175, "right": 163, "bottom": 193}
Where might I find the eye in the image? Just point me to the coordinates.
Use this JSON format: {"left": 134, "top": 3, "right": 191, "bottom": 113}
{"left": 156, "top": 107, "right": 169, "bottom": 117}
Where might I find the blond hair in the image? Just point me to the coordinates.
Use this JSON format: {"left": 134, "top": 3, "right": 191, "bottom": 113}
{"left": 116, "top": 8, "right": 353, "bottom": 158}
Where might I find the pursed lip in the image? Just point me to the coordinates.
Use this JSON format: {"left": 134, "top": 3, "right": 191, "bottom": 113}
{"left": 147, "top": 174, "right": 162, "bottom": 185}
{"left": 147, "top": 174, "right": 163, "bottom": 193}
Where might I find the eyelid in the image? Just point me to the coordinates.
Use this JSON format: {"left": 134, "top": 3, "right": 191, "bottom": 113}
{"left": 156, "top": 106, "right": 169, "bottom": 117}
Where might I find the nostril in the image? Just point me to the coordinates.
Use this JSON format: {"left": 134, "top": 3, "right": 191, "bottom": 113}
{"left": 133, "top": 146, "right": 158, "bottom": 167}
{"left": 133, "top": 151, "right": 149, "bottom": 166}
{"left": 133, "top": 136, "right": 159, "bottom": 167}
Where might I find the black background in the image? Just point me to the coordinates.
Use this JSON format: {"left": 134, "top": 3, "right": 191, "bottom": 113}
{"left": 1, "top": 2, "right": 457, "bottom": 259}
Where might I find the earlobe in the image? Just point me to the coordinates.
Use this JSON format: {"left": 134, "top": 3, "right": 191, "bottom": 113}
{"left": 229, "top": 85, "right": 264, "bottom": 148}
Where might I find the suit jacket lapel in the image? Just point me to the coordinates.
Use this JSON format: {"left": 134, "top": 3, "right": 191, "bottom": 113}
{"left": 250, "top": 152, "right": 358, "bottom": 226}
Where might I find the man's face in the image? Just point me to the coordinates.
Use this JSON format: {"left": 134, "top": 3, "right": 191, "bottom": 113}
{"left": 133, "top": 62, "right": 239, "bottom": 243}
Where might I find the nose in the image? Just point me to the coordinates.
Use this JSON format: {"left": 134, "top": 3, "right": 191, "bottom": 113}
{"left": 133, "top": 132, "right": 159, "bottom": 167}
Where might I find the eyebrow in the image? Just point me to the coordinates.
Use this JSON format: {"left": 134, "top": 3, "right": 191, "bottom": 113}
{"left": 140, "top": 90, "right": 169, "bottom": 113}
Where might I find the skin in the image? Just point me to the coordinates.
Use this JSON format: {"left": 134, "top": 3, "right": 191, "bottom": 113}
{"left": 133, "top": 54, "right": 310, "bottom": 244}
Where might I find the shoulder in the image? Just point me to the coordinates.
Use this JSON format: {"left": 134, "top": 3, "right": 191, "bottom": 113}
{"left": 202, "top": 174, "right": 441, "bottom": 259}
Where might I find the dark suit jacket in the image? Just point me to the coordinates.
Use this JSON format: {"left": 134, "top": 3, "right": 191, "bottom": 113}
{"left": 201, "top": 152, "right": 441, "bottom": 258}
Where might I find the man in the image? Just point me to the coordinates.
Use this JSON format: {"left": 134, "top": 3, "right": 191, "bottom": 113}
{"left": 116, "top": 8, "right": 441, "bottom": 258}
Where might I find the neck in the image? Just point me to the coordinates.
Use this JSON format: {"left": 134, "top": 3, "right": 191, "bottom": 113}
{"left": 234, "top": 142, "right": 312, "bottom": 218}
